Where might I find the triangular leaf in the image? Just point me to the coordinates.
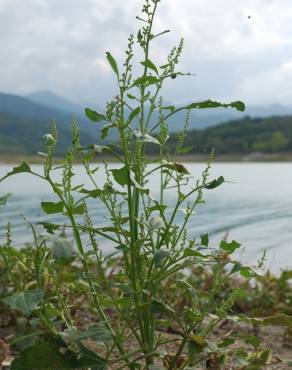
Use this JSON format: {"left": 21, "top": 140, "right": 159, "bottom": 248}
{"left": 41, "top": 201, "right": 64, "bottom": 214}
{"left": 111, "top": 166, "right": 130, "bottom": 187}
{"left": 0, "top": 162, "right": 31, "bottom": 182}
{"left": 220, "top": 240, "right": 241, "bottom": 254}
{"left": 3, "top": 290, "right": 44, "bottom": 315}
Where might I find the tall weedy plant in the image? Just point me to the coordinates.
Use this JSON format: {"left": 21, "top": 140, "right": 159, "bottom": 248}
{"left": 2, "top": 1, "right": 276, "bottom": 369}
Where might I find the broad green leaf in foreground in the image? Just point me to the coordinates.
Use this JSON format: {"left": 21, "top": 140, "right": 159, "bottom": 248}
{"left": 3, "top": 290, "right": 44, "bottom": 315}
{"left": 10, "top": 338, "right": 107, "bottom": 370}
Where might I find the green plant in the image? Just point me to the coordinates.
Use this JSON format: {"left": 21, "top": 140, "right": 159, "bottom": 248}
{"left": 3, "top": 1, "right": 289, "bottom": 369}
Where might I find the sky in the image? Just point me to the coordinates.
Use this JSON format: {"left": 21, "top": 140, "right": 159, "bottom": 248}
{"left": 1, "top": 0, "right": 292, "bottom": 107}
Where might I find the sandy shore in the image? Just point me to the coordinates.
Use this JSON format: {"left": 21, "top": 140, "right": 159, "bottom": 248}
{"left": 1, "top": 152, "right": 292, "bottom": 164}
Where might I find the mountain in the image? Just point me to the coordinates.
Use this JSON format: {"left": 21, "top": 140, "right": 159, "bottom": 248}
{"left": 27, "top": 90, "right": 83, "bottom": 115}
{"left": 0, "top": 92, "right": 99, "bottom": 155}
{"left": 2, "top": 90, "right": 292, "bottom": 156}
{"left": 164, "top": 115, "right": 292, "bottom": 154}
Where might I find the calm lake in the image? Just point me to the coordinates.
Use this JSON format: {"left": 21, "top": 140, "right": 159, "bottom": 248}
{"left": 0, "top": 162, "right": 291, "bottom": 272}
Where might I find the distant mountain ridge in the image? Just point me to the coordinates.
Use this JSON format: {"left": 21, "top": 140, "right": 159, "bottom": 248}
{"left": 1, "top": 90, "right": 292, "bottom": 155}
{"left": 0, "top": 92, "right": 98, "bottom": 155}
{"left": 27, "top": 90, "right": 83, "bottom": 115}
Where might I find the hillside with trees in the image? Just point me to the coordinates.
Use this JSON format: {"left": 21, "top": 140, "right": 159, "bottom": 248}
{"left": 165, "top": 115, "right": 292, "bottom": 155}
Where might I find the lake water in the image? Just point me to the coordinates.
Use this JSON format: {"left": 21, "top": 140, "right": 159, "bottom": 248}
{"left": 0, "top": 162, "right": 292, "bottom": 273}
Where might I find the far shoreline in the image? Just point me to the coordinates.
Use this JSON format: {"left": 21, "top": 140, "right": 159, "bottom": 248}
{"left": 1, "top": 152, "right": 292, "bottom": 164}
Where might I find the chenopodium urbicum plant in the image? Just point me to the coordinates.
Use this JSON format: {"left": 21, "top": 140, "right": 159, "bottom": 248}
{"left": 0, "top": 1, "right": 267, "bottom": 369}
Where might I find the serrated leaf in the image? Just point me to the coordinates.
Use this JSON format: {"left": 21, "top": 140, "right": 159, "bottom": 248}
{"left": 141, "top": 59, "right": 158, "bottom": 74}
{"left": 186, "top": 99, "right": 245, "bottom": 112}
{"left": 41, "top": 201, "right": 64, "bottom": 214}
{"left": 72, "top": 203, "right": 86, "bottom": 215}
{"left": 84, "top": 108, "right": 106, "bottom": 123}
{"left": 204, "top": 176, "right": 224, "bottom": 189}
{"left": 3, "top": 290, "right": 44, "bottom": 315}
{"left": 0, "top": 162, "right": 31, "bottom": 183}
{"left": 106, "top": 51, "right": 119, "bottom": 77}
{"left": 220, "top": 240, "right": 241, "bottom": 254}
{"left": 38, "top": 222, "right": 60, "bottom": 234}
{"left": 111, "top": 166, "right": 130, "bottom": 187}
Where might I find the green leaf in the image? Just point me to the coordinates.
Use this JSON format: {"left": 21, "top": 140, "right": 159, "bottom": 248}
{"left": 141, "top": 59, "right": 158, "bottom": 74}
{"left": 72, "top": 203, "right": 86, "bottom": 215}
{"left": 0, "top": 162, "right": 31, "bottom": 182}
{"left": 133, "top": 75, "right": 160, "bottom": 87}
{"left": 204, "top": 176, "right": 224, "bottom": 189}
{"left": 177, "top": 145, "right": 193, "bottom": 154}
{"left": 241, "top": 335, "right": 261, "bottom": 350}
{"left": 134, "top": 131, "right": 160, "bottom": 145}
{"left": 220, "top": 240, "right": 241, "bottom": 254}
{"left": 38, "top": 222, "right": 60, "bottom": 234}
{"left": 186, "top": 99, "right": 245, "bottom": 112}
{"left": 84, "top": 108, "right": 106, "bottom": 123}
{"left": 41, "top": 201, "right": 64, "bottom": 214}
{"left": 183, "top": 248, "right": 204, "bottom": 258}
{"left": 218, "top": 337, "right": 235, "bottom": 348}
{"left": 128, "top": 107, "right": 141, "bottom": 124}
{"left": 106, "top": 51, "right": 119, "bottom": 77}
{"left": 10, "top": 338, "right": 107, "bottom": 369}
{"left": 127, "top": 93, "right": 137, "bottom": 100}
{"left": 79, "top": 188, "right": 103, "bottom": 198}
{"left": 163, "top": 162, "right": 190, "bottom": 174}
{"left": 3, "top": 290, "right": 44, "bottom": 315}
{"left": 111, "top": 166, "right": 130, "bottom": 187}
{"left": 101, "top": 123, "right": 114, "bottom": 140}
{"left": 200, "top": 233, "right": 209, "bottom": 246}
{"left": 0, "top": 193, "right": 11, "bottom": 208}
{"left": 240, "top": 266, "right": 254, "bottom": 279}
{"left": 45, "top": 235, "right": 76, "bottom": 260}
{"left": 154, "top": 249, "right": 171, "bottom": 267}
{"left": 76, "top": 323, "right": 112, "bottom": 343}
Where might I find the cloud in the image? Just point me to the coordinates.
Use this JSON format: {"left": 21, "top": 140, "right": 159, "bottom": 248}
{"left": 0, "top": 0, "right": 292, "bottom": 106}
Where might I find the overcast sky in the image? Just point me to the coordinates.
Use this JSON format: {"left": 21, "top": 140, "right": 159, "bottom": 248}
{"left": 1, "top": 0, "right": 292, "bottom": 107}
